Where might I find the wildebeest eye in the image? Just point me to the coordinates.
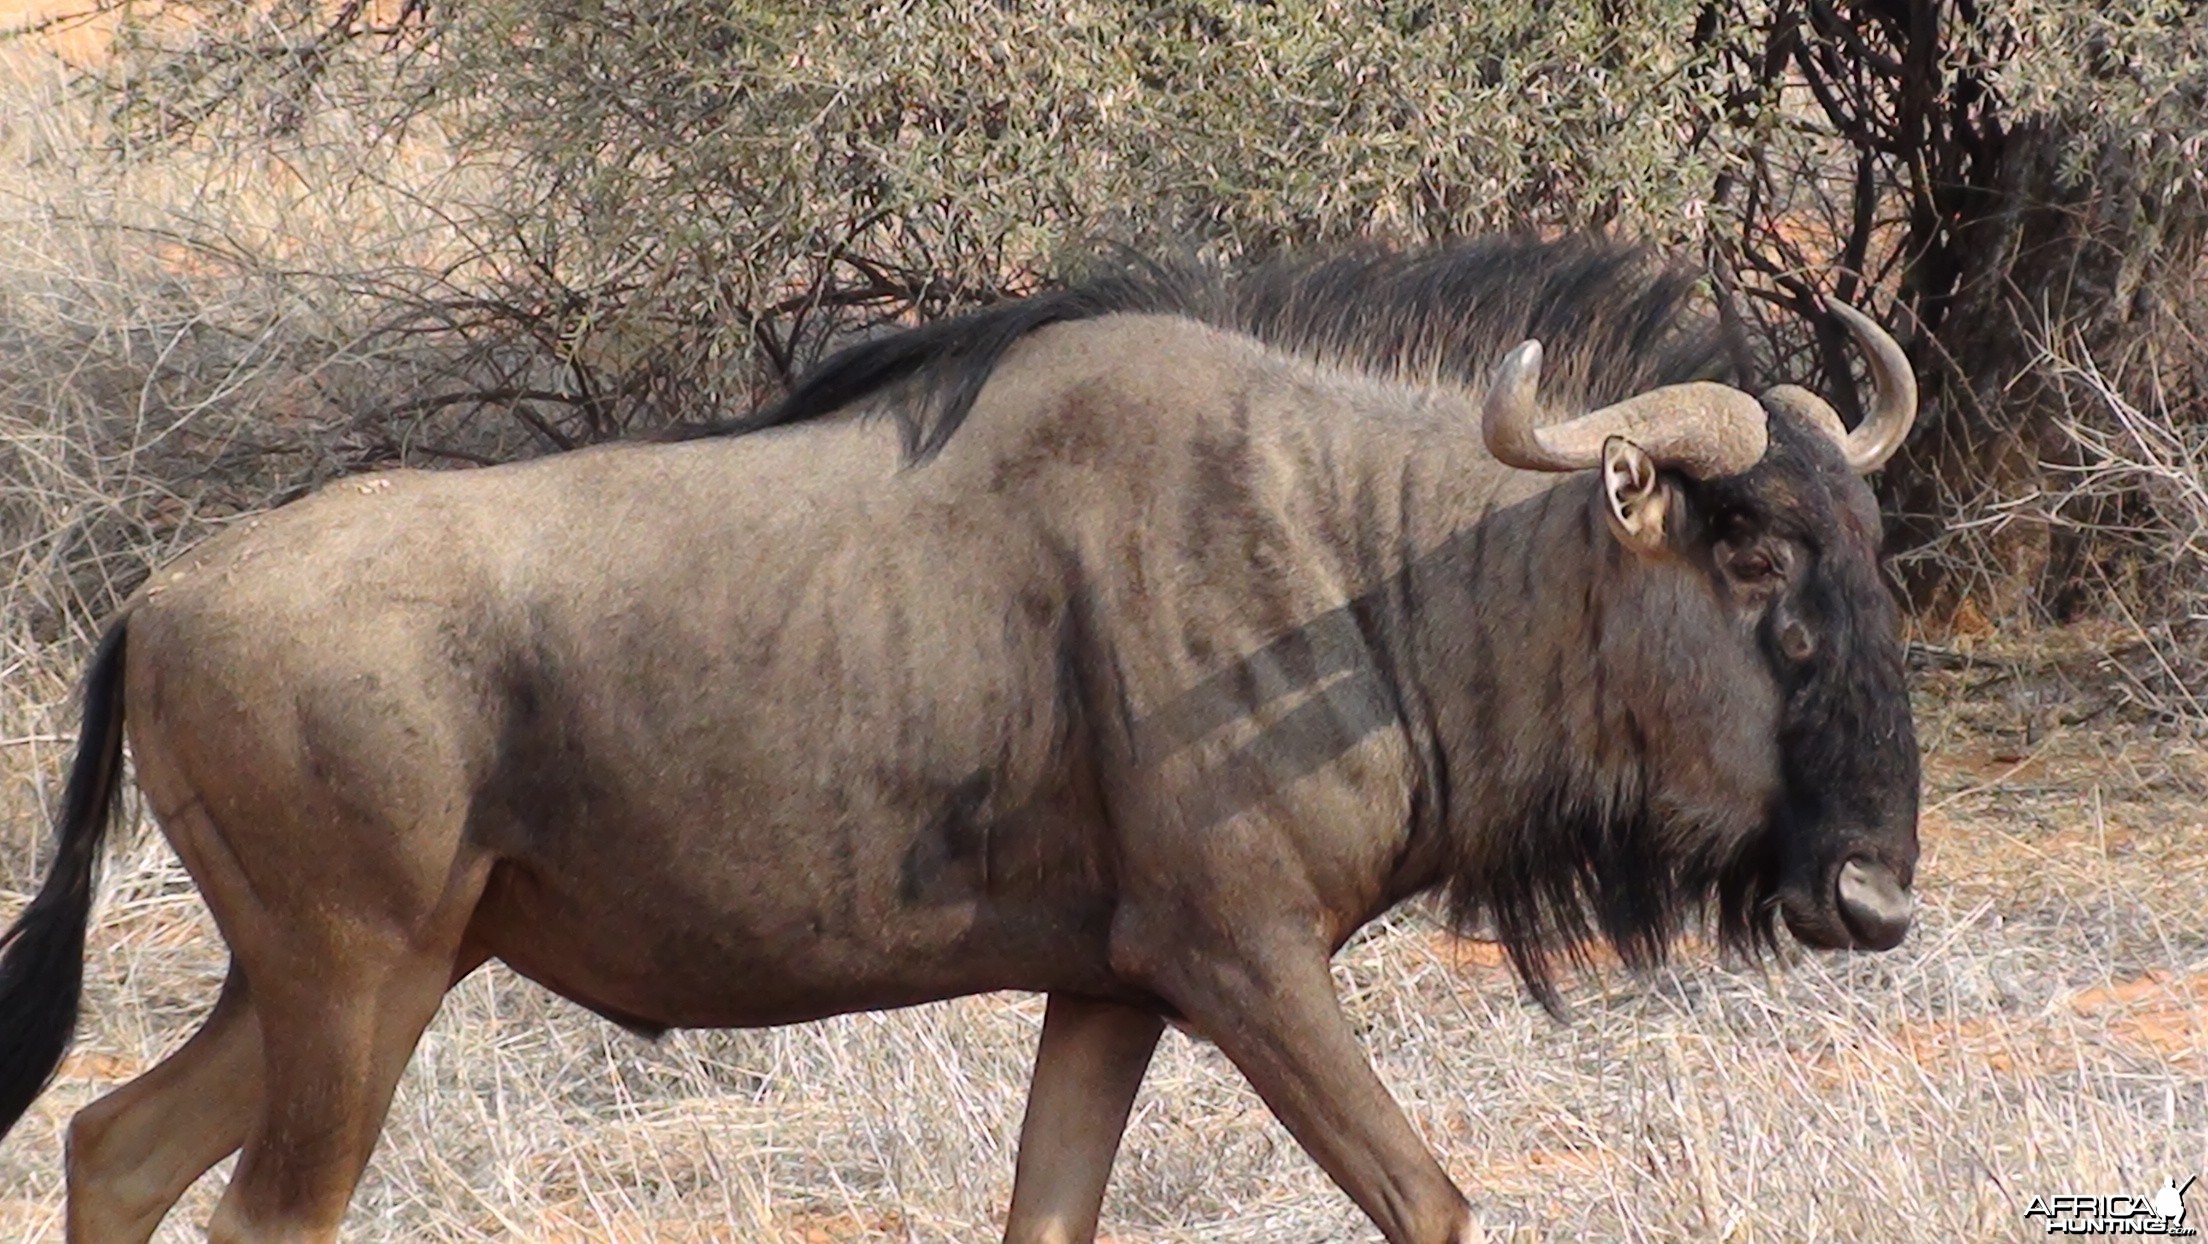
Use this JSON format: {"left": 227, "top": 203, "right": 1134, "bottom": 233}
{"left": 1727, "top": 548, "right": 1779, "bottom": 581}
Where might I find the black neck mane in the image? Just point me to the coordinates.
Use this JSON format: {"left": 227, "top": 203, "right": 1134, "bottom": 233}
{"left": 697, "top": 236, "right": 1732, "bottom": 460}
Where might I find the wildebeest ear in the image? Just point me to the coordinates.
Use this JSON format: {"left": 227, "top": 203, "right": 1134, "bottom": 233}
{"left": 1601, "top": 435, "right": 1669, "bottom": 555}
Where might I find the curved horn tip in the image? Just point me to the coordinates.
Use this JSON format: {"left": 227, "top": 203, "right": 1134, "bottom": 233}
{"left": 1825, "top": 298, "right": 1903, "bottom": 357}
{"left": 1823, "top": 297, "right": 1919, "bottom": 474}
{"left": 1485, "top": 338, "right": 1589, "bottom": 472}
{"left": 1502, "top": 339, "right": 1542, "bottom": 377}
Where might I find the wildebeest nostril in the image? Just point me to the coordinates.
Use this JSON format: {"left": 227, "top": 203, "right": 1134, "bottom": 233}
{"left": 1835, "top": 857, "right": 1913, "bottom": 949}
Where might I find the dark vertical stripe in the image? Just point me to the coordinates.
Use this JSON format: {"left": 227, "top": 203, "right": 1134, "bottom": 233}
{"left": 1466, "top": 498, "right": 1499, "bottom": 775}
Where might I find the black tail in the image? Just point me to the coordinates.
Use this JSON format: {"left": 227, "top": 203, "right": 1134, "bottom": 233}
{"left": 0, "top": 621, "right": 130, "bottom": 1143}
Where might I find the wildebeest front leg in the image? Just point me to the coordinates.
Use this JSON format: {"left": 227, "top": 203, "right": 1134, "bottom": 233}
{"left": 1133, "top": 925, "right": 1484, "bottom": 1244}
{"left": 1002, "top": 994, "right": 1165, "bottom": 1244}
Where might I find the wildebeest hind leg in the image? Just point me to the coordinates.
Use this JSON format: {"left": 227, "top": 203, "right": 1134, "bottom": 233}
{"left": 1001, "top": 994, "right": 1164, "bottom": 1244}
{"left": 121, "top": 634, "right": 495, "bottom": 1239}
{"left": 203, "top": 919, "right": 475, "bottom": 1244}
{"left": 64, "top": 966, "right": 260, "bottom": 1244}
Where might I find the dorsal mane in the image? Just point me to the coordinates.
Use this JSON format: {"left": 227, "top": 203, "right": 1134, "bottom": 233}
{"left": 700, "top": 236, "right": 1732, "bottom": 461}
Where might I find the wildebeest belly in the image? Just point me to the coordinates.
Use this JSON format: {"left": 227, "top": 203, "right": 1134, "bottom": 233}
{"left": 462, "top": 751, "right": 1133, "bottom": 1030}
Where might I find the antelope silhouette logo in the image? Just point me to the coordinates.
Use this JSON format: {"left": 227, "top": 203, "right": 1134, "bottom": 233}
{"left": 2155, "top": 1176, "right": 2197, "bottom": 1224}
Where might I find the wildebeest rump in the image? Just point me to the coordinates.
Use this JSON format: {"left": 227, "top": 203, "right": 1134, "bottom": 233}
{"left": 0, "top": 237, "right": 1921, "bottom": 1243}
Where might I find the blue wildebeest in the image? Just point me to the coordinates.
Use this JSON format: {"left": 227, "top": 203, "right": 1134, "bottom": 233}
{"left": 0, "top": 238, "right": 1920, "bottom": 1243}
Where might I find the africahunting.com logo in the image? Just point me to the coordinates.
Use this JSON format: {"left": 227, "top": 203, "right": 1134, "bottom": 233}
{"left": 2024, "top": 1176, "right": 2197, "bottom": 1236}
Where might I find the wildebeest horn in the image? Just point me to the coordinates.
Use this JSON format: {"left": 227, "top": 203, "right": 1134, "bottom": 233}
{"left": 1482, "top": 340, "right": 1769, "bottom": 478}
{"left": 1757, "top": 298, "right": 1920, "bottom": 474}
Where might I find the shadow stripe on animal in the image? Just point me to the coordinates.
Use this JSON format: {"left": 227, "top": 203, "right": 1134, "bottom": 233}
{"left": 0, "top": 236, "right": 1922, "bottom": 1244}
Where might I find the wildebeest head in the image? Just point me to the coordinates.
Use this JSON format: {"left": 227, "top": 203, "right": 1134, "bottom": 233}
{"left": 1478, "top": 300, "right": 1920, "bottom": 969}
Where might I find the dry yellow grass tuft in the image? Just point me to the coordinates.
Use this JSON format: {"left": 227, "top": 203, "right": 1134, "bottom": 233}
{"left": 0, "top": 0, "right": 111, "bottom": 60}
